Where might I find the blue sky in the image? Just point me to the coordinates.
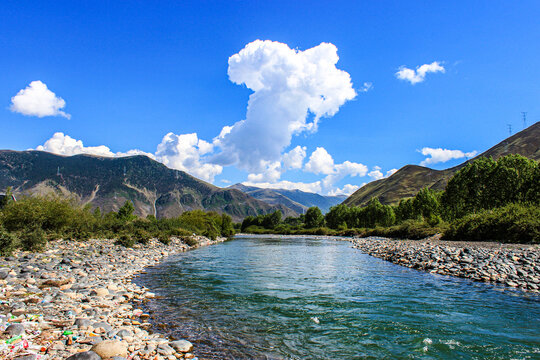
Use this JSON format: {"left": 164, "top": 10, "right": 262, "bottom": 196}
{"left": 2, "top": 1, "right": 539, "bottom": 195}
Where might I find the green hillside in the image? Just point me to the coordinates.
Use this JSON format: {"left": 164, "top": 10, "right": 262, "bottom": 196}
{"left": 0, "top": 150, "right": 296, "bottom": 221}
{"left": 344, "top": 121, "right": 540, "bottom": 207}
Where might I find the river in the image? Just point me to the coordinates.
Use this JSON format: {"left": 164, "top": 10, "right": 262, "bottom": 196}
{"left": 136, "top": 235, "right": 540, "bottom": 359}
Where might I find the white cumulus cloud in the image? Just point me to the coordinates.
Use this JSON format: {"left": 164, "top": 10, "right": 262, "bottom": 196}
{"left": 395, "top": 61, "right": 445, "bottom": 85}
{"left": 242, "top": 180, "right": 322, "bottom": 194}
{"left": 304, "top": 147, "right": 368, "bottom": 190}
{"left": 35, "top": 132, "right": 222, "bottom": 183}
{"left": 327, "top": 184, "right": 360, "bottom": 196}
{"left": 155, "top": 132, "right": 222, "bottom": 182}
{"left": 368, "top": 168, "right": 384, "bottom": 180}
{"left": 36, "top": 132, "right": 115, "bottom": 157}
{"left": 322, "top": 161, "right": 369, "bottom": 188}
{"left": 282, "top": 146, "right": 307, "bottom": 170}
{"left": 305, "top": 147, "right": 335, "bottom": 175}
{"left": 212, "top": 40, "right": 357, "bottom": 173}
{"left": 246, "top": 161, "right": 281, "bottom": 183}
{"left": 10, "top": 81, "right": 71, "bottom": 119}
{"left": 419, "top": 147, "right": 477, "bottom": 166}
{"left": 385, "top": 168, "right": 398, "bottom": 177}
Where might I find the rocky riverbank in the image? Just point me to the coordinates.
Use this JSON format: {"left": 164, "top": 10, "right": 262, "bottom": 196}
{"left": 0, "top": 236, "right": 225, "bottom": 360}
{"left": 352, "top": 236, "right": 540, "bottom": 293}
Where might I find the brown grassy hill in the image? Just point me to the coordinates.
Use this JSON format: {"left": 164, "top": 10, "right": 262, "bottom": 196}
{"left": 343, "top": 121, "right": 540, "bottom": 207}
{"left": 0, "top": 150, "right": 297, "bottom": 221}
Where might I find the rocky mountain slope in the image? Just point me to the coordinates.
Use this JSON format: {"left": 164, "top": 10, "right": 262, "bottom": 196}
{"left": 229, "top": 183, "right": 347, "bottom": 213}
{"left": 344, "top": 121, "right": 540, "bottom": 207}
{"left": 0, "top": 150, "right": 296, "bottom": 221}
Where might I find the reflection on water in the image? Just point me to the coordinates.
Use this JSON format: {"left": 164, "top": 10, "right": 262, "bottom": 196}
{"left": 136, "top": 235, "right": 540, "bottom": 359}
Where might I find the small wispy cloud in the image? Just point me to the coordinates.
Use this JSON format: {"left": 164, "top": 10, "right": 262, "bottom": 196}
{"left": 396, "top": 61, "right": 445, "bottom": 85}
{"left": 419, "top": 147, "right": 477, "bottom": 166}
{"left": 359, "top": 82, "right": 373, "bottom": 92}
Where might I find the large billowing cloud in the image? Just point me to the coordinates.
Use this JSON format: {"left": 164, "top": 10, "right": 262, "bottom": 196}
{"left": 10, "top": 81, "right": 71, "bottom": 119}
{"left": 213, "top": 40, "right": 356, "bottom": 172}
{"left": 395, "top": 61, "right": 445, "bottom": 85}
{"left": 419, "top": 147, "right": 477, "bottom": 166}
{"left": 155, "top": 133, "right": 222, "bottom": 182}
{"left": 31, "top": 40, "right": 375, "bottom": 193}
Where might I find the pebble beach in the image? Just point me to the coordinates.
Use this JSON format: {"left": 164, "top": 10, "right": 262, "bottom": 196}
{"left": 0, "top": 236, "right": 225, "bottom": 360}
{"left": 352, "top": 236, "right": 540, "bottom": 293}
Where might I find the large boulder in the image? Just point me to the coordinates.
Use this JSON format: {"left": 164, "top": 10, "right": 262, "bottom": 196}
{"left": 170, "top": 339, "right": 193, "bottom": 353}
{"left": 90, "top": 340, "right": 128, "bottom": 358}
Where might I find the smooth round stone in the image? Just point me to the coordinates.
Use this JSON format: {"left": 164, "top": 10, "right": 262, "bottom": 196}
{"left": 90, "top": 340, "right": 128, "bottom": 358}
{"left": 170, "top": 339, "right": 193, "bottom": 353}
{"left": 116, "top": 329, "right": 133, "bottom": 338}
{"left": 0, "top": 269, "right": 9, "bottom": 279}
{"left": 92, "top": 321, "right": 113, "bottom": 332}
{"left": 157, "top": 343, "right": 175, "bottom": 355}
{"left": 91, "top": 288, "right": 109, "bottom": 297}
{"left": 66, "top": 351, "right": 102, "bottom": 360}
{"left": 4, "top": 323, "right": 25, "bottom": 336}
{"left": 74, "top": 318, "right": 93, "bottom": 328}
{"left": 13, "top": 355, "right": 37, "bottom": 360}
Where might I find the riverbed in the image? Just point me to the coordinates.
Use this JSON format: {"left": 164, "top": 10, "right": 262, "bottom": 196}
{"left": 137, "top": 235, "right": 540, "bottom": 359}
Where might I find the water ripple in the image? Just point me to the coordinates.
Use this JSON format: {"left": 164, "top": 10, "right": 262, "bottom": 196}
{"left": 136, "top": 236, "right": 540, "bottom": 359}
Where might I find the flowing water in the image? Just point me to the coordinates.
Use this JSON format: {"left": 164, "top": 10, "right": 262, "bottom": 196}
{"left": 136, "top": 235, "right": 540, "bottom": 359}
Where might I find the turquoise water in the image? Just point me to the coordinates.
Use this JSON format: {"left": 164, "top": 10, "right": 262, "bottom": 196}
{"left": 137, "top": 236, "right": 540, "bottom": 359}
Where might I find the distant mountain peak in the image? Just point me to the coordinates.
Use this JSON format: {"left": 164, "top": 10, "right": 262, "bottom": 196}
{"left": 229, "top": 183, "right": 347, "bottom": 213}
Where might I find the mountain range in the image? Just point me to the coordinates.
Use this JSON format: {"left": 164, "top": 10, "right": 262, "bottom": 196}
{"left": 1, "top": 122, "right": 537, "bottom": 220}
{"left": 343, "top": 121, "right": 540, "bottom": 207}
{"left": 0, "top": 150, "right": 296, "bottom": 221}
{"left": 228, "top": 183, "right": 347, "bottom": 214}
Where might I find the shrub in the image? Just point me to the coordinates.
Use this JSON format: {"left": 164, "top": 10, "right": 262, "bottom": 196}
{"left": 183, "top": 236, "right": 199, "bottom": 247}
{"left": 156, "top": 231, "right": 171, "bottom": 245}
{"left": 133, "top": 228, "right": 151, "bottom": 244}
{"left": 443, "top": 203, "right": 540, "bottom": 243}
{"left": 116, "top": 233, "right": 135, "bottom": 248}
{"left": 0, "top": 226, "right": 18, "bottom": 255}
{"left": 20, "top": 227, "right": 47, "bottom": 251}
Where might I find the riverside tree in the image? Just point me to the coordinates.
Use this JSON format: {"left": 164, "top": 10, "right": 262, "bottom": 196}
{"left": 304, "top": 206, "right": 324, "bottom": 228}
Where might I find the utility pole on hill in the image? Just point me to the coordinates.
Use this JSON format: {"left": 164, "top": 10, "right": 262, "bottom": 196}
{"left": 507, "top": 124, "right": 512, "bottom": 136}
{"left": 521, "top": 112, "right": 527, "bottom": 129}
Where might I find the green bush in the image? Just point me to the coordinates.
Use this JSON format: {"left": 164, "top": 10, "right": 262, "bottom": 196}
{"left": 183, "top": 236, "right": 199, "bottom": 247}
{"left": 116, "top": 233, "right": 135, "bottom": 248}
{"left": 132, "top": 228, "right": 151, "bottom": 244}
{"left": 443, "top": 203, "right": 540, "bottom": 243}
{"left": 0, "top": 226, "right": 18, "bottom": 255}
{"left": 20, "top": 227, "right": 47, "bottom": 251}
{"left": 156, "top": 231, "right": 171, "bottom": 245}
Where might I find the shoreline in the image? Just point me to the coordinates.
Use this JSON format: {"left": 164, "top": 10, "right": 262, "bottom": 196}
{"left": 351, "top": 236, "right": 540, "bottom": 293}
{"left": 0, "top": 236, "right": 225, "bottom": 360}
{"left": 3, "top": 234, "right": 538, "bottom": 359}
